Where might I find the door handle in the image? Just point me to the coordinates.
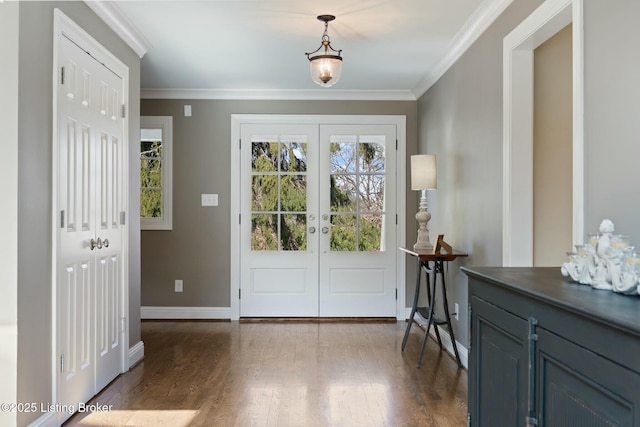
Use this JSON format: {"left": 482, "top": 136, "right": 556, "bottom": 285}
{"left": 102, "top": 238, "right": 109, "bottom": 248}
{"left": 321, "top": 226, "right": 329, "bottom": 234}
{"left": 322, "top": 214, "right": 329, "bottom": 221}
{"left": 309, "top": 227, "right": 316, "bottom": 234}
{"left": 90, "top": 238, "right": 103, "bottom": 250}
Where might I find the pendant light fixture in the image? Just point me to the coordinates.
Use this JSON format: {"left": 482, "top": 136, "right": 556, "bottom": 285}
{"left": 305, "top": 15, "right": 343, "bottom": 87}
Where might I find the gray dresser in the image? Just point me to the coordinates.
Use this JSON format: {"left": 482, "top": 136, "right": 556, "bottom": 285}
{"left": 462, "top": 267, "right": 640, "bottom": 427}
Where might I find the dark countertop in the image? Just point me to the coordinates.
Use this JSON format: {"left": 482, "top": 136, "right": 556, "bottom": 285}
{"left": 461, "top": 266, "right": 640, "bottom": 337}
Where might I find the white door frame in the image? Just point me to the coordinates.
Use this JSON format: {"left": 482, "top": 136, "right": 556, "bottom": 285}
{"left": 52, "top": 8, "right": 130, "bottom": 411}
{"left": 502, "top": 0, "right": 584, "bottom": 266}
{"left": 230, "top": 114, "right": 407, "bottom": 320}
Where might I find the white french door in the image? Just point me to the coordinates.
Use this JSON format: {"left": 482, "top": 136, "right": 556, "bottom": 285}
{"left": 240, "top": 124, "right": 320, "bottom": 316}
{"left": 55, "top": 20, "right": 127, "bottom": 423}
{"left": 318, "top": 124, "right": 397, "bottom": 317}
{"left": 239, "top": 119, "right": 398, "bottom": 317}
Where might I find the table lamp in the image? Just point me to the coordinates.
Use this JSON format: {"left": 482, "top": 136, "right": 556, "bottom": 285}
{"left": 411, "top": 154, "right": 437, "bottom": 250}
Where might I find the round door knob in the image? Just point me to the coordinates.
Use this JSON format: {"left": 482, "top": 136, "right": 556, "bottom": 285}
{"left": 321, "top": 226, "right": 329, "bottom": 234}
{"left": 322, "top": 214, "right": 329, "bottom": 221}
{"left": 90, "top": 238, "right": 103, "bottom": 250}
{"left": 309, "top": 227, "right": 316, "bottom": 234}
{"left": 103, "top": 238, "right": 110, "bottom": 248}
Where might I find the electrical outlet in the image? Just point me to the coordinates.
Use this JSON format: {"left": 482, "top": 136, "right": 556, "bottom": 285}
{"left": 454, "top": 303, "right": 459, "bottom": 320}
{"left": 175, "top": 279, "right": 183, "bottom": 293}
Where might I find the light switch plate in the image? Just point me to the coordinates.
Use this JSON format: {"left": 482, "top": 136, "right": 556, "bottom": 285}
{"left": 175, "top": 279, "right": 183, "bottom": 293}
{"left": 184, "top": 105, "right": 192, "bottom": 117}
{"left": 201, "top": 194, "right": 218, "bottom": 206}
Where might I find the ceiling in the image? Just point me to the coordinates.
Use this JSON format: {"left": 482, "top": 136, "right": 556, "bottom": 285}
{"left": 92, "top": 0, "right": 507, "bottom": 100}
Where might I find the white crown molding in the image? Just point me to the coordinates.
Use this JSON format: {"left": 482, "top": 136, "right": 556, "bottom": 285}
{"left": 84, "top": 0, "right": 152, "bottom": 58}
{"left": 412, "top": 0, "right": 514, "bottom": 98}
{"left": 141, "top": 88, "right": 417, "bottom": 101}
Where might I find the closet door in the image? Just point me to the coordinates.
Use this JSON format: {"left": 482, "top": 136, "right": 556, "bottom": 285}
{"left": 56, "top": 32, "right": 126, "bottom": 421}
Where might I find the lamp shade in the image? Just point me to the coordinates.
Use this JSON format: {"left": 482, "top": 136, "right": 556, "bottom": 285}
{"left": 411, "top": 154, "right": 437, "bottom": 190}
{"left": 309, "top": 55, "right": 342, "bottom": 87}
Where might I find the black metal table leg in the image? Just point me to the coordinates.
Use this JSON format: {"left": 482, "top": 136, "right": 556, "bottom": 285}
{"left": 439, "top": 267, "right": 463, "bottom": 367}
{"left": 416, "top": 263, "right": 439, "bottom": 367}
{"left": 401, "top": 259, "right": 422, "bottom": 351}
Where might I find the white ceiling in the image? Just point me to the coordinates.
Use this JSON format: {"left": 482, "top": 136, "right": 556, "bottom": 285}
{"left": 94, "top": 0, "right": 509, "bottom": 100}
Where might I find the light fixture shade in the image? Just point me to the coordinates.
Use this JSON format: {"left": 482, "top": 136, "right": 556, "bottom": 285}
{"left": 309, "top": 55, "right": 342, "bottom": 87}
{"left": 411, "top": 154, "right": 437, "bottom": 190}
{"left": 306, "top": 15, "right": 343, "bottom": 88}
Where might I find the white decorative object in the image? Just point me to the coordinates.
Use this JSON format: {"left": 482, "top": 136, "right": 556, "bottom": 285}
{"left": 411, "top": 154, "right": 437, "bottom": 250}
{"left": 561, "top": 219, "right": 640, "bottom": 296}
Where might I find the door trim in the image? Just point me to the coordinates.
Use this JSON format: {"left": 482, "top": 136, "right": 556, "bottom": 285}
{"left": 230, "top": 115, "right": 406, "bottom": 320}
{"left": 52, "top": 8, "right": 130, "bottom": 413}
{"left": 502, "top": 0, "right": 584, "bottom": 266}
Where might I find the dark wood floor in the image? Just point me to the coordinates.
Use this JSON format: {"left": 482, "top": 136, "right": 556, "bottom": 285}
{"left": 65, "top": 321, "right": 467, "bottom": 427}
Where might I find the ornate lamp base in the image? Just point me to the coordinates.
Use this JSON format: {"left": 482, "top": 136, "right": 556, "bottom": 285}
{"left": 414, "top": 189, "right": 433, "bottom": 250}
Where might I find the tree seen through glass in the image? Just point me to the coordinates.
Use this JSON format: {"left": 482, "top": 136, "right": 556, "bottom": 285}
{"left": 140, "top": 140, "right": 163, "bottom": 218}
{"left": 249, "top": 136, "right": 386, "bottom": 252}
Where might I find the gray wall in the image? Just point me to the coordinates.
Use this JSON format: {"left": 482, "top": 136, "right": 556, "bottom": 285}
{"left": 16, "top": 2, "right": 141, "bottom": 425}
{"left": 583, "top": 0, "right": 640, "bottom": 239}
{"left": 419, "top": 0, "right": 640, "bottom": 346}
{"left": 417, "top": 0, "right": 545, "bottom": 346}
{"left": 140, "top": 100, "right": 418, "bottom": 308}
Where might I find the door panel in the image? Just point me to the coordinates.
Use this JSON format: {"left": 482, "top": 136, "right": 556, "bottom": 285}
{"left": 470, "top": 295, "right": 529, "bottom": 427}
{"left": 240, "top": 124, "right": 319, "bottom": 317}
{"left": 57, "top": 33, "right": 125, "bottom": 419}
{"left": 94, "top": 72, "right": 124, "bottom": 392}
{"left": 537, "top": 328, "right": 640, "bottom": 426}
{"left": 319, "top": 125, "right": 397, "bottom": 317}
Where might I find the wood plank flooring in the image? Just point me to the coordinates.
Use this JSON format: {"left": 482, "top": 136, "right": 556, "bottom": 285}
{"left": 64, "top": 321, "right": 467, "bottom": 427}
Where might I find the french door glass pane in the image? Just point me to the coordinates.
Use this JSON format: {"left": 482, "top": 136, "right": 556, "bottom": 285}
{"left": 251, "top": 214, "right": 278, "bottom": 250}
{"left": 281, "top": 175, "right": 306, "bottom": 211}
{"left": 251, "top": 138, "right": 308, "bottom": 252}
{"left": 358, "top": 139, "right": 385, "bottom": 173}
{"left": 328, "top": 135, "right": 386, "bottom": 252}
{"left": 360, "top": 214, "right": 383, "bottom": 251}
{"left": 330, "top": 175, "right": 357, "bottom": 211}
{"left": 330, "top": 214, "right": 357, "bottom": 251}
{"left": 252, "top": 141, "right": 278, "bottom": 172}
{"left": 281, "top": 214, "right": 307, "bottom": 250}
{"left": 280, "top": 142, "right": 307, "bottom": 172}
{"left": 358, "top": 174, "right": 385, "bottom": 212}
{"left": 329, "top": 139, "right": 357, "bottom": 173}
{"left": 252, "top": 175, "right": 278, "bottom": 211}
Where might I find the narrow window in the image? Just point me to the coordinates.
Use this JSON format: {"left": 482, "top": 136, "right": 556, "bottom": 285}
{"left": 140, "top": 116, "right": 173, "bottom": 230}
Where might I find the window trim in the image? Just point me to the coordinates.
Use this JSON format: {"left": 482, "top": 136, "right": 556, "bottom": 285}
{"left": 140, "top": 116, "right": 173, "bottom": 230}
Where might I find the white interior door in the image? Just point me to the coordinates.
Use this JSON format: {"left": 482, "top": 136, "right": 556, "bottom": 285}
{"left": 56, "top": 32, "right": 125, "bottom": 420}
{"left": 239, "top": 120, "right": 397, "bottom": 317}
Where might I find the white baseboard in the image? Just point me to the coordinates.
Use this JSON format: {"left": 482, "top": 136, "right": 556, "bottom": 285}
{"left": 27, "top": 411, "right": 56, "bottom": 427}
{"left": 141, "top": 306, "right": 231, "bottom": 320}
{"left": 129, "top": 340, "right": 145, "bottom": 368}
{"left": 404, "top": 307, "right": 469, "bottom": 369}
